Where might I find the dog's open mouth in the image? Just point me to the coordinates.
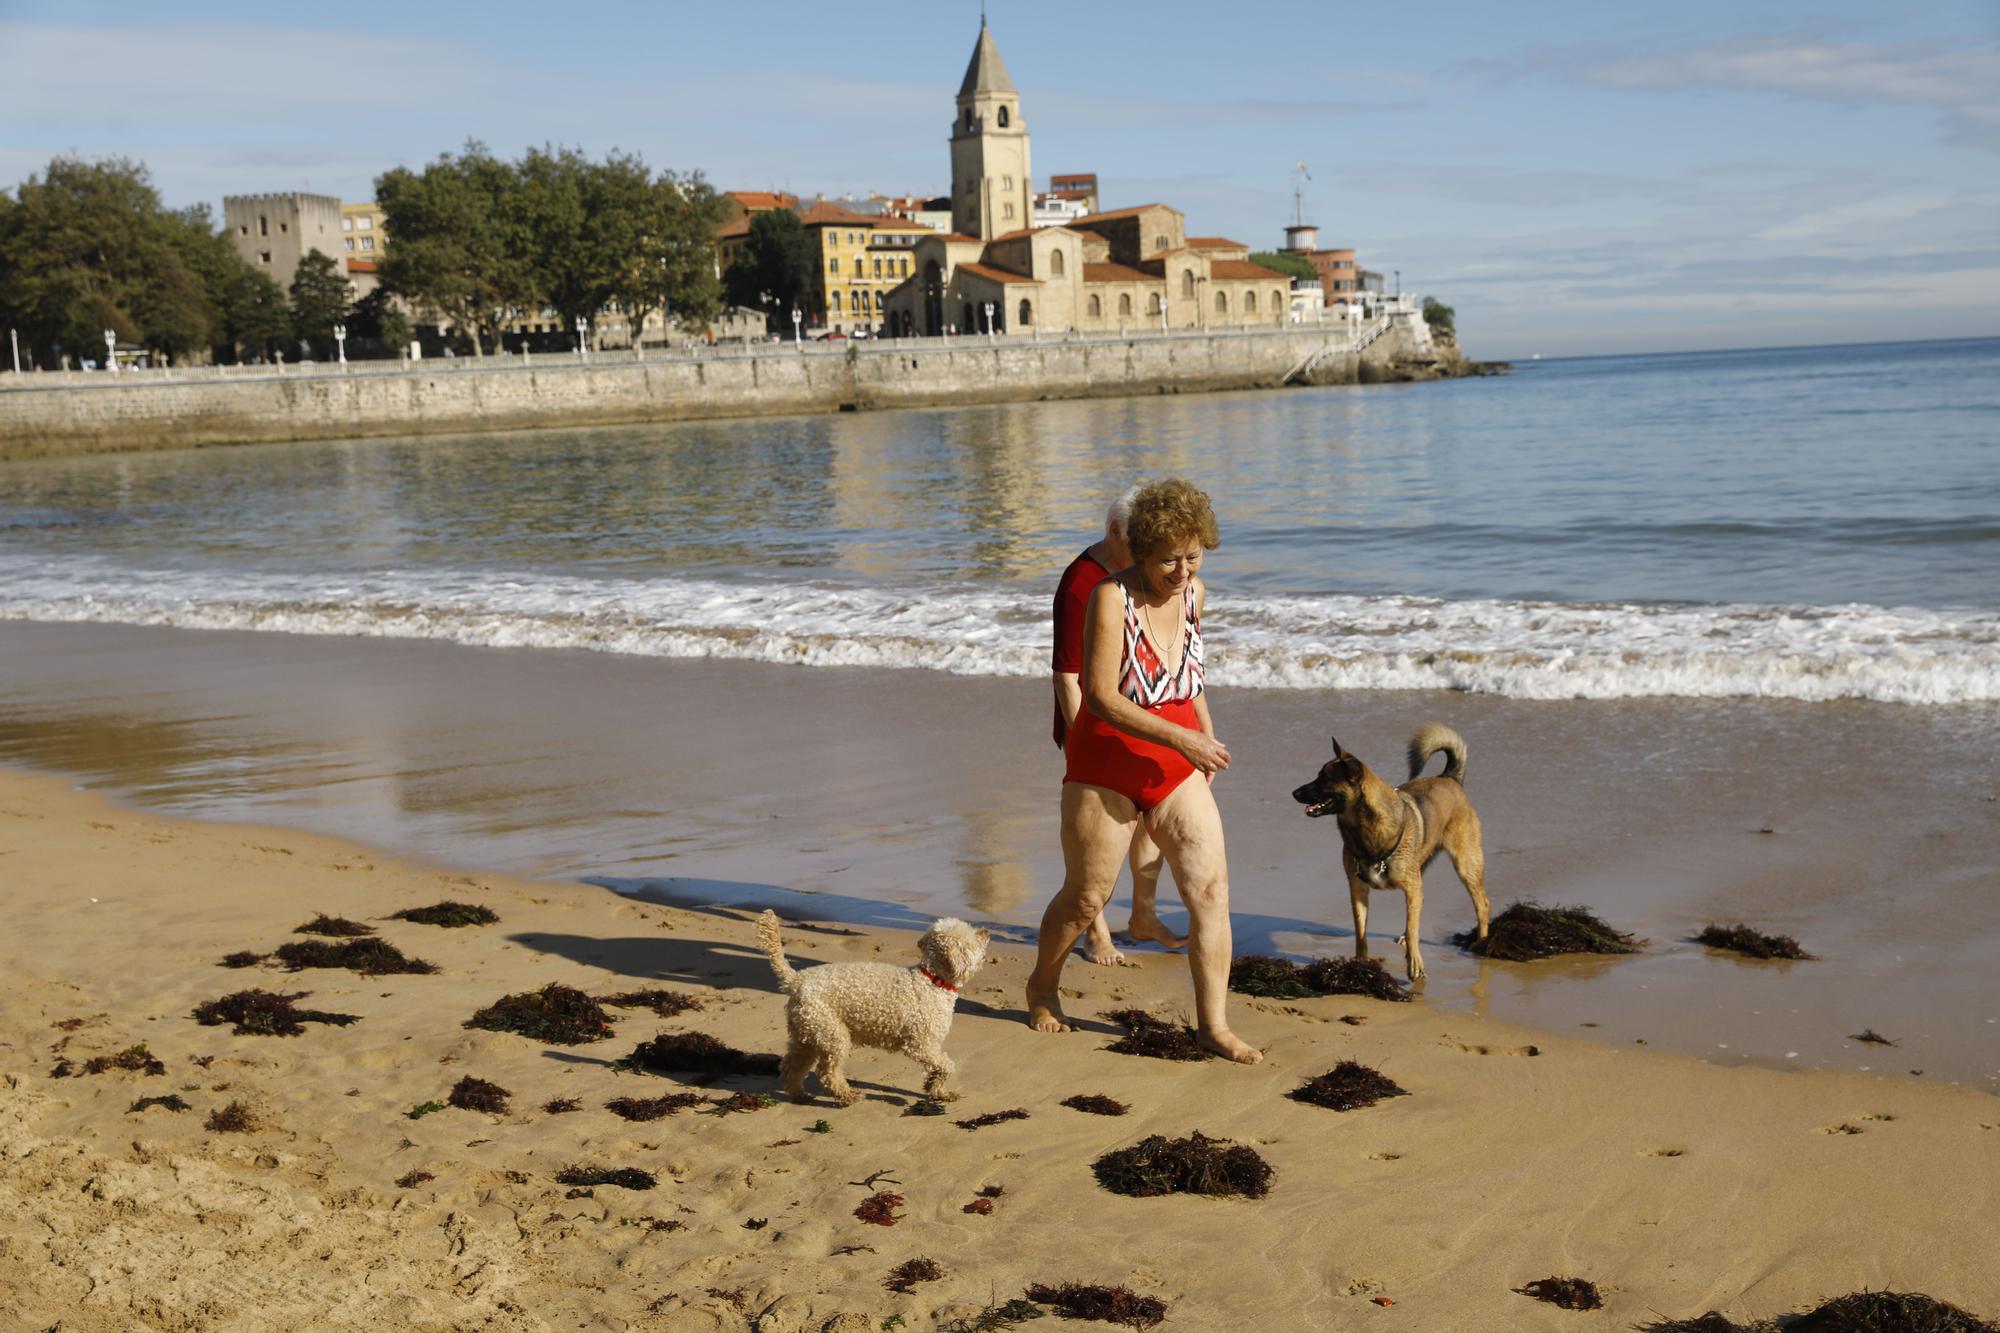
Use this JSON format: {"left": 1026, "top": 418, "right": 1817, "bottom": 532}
{"left": 1301, "top": 798, "right": 1338, "bottom": 818}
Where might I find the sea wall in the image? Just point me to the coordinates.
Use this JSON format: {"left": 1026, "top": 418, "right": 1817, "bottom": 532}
{"left": 0, "top": 321, "right": 1442, "bottom": 460}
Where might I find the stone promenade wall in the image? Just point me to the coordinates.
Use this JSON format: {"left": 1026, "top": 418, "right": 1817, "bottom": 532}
{"left": 0, "top": 325, "right": 1398, "bottom": 460}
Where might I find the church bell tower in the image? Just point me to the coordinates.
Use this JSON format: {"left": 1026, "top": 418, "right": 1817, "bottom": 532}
{"left": 949, "top": 19, "right": 1032, "bottom": 241}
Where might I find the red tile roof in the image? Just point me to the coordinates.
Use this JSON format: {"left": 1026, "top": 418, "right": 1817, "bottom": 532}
{"left": 796, "top": 201, "right": 881, "bottom": 228}
{"left": 956, "top": 262, "right": 1039, "bottom": 285}
{"left": 344, "top": 259, "right": 378, "bottom": 273}
{"left": 1082, "top": 262, "right": 1156, "bottom": 284}
{"left": 728, "top": 190, "right": 796, "bottom": 210}
{"left": 1208, "top": 259, "right": 1290, "bottom": 281}
{"left": 1073, "top": 203, "right": 1172, "bottom": 224}
{"left": 936, "top": 232, "right": 984, "bottom": 244}
{"left": 714, "top": 216, "right": 752, "bottom": 239}
{"left": 1187, "top": 236, "right": 1245, "bottom": 249}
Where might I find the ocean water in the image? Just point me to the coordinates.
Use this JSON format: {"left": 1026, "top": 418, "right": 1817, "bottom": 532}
{"left": 1, "top": 336, "right": 1997, "bottom": 704}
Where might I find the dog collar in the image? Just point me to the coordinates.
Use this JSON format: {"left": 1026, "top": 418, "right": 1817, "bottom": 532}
{"left": 918, "top": 966, "right": 958, "bottom": 993}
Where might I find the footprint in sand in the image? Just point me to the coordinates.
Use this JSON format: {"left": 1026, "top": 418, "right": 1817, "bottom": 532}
{"left": 1366, "top": 1151, "right": 1403, "bottom": 1161}
{"left": 1857, "top": 1112, "right": 1897, "bottom": 1123}
{"left": 1639, "top": 1147, "right": 1686, "bottom": 1158}
{"left": 1446, "top": 1039, "right": 1540, "bottom": 1057}
{"left": 1821, "top": 1123, "right": 1865, "bottom": 1135}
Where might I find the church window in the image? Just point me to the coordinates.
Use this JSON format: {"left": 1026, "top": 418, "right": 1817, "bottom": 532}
{"left": 1119, "top": 293, "right": 1132, "bottom": 316}
{"left": 964, "top": 109, "right": 974, "bottom": 129}
{"left": 1018, "top": 298, "right": 1033, "bottom": 326}
{"left": 1088, "top": 294, "right": 1101, "bottom": 317}
{"left": 1003, "top": 202, "right": 1014, "bottom": 219}
{"left": 1002, "top": 175, "right": 1012, "bottom": 190}
{"left": 1149, "top": 293, "right": 1162, "bottom": 315}
{"left": 1154, "top": 234, "right": 1167, "bottom": 251}
{"left": 998, "top": 106, "right": 1010, "bottom": 127}
{"left": 1050, "top": 249, "right": 1065, "bottom": 277}
{"left": 1215, "top": 291, "right": 1228, "bottom": 314}
{"left": 1182, "top": 271, "right": 1195, "bottom": 299}
{"left": 1272, "top": 290, "right": 1283, "bottom": 312}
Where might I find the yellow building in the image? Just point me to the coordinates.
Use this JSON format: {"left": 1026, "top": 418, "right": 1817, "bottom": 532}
{"left": 798, "top": 203, "right": 933, "bottom": 334}
{"left": 340, "top": 201, "right": 387, "bottom": 297}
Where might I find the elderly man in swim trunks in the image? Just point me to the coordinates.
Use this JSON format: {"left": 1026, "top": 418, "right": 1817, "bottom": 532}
{"left": 1028, "top": 478, "right": 1260, "bottom": 1064}
{"left": 1053, "top": 487, "right": 1189, "bottom": 967}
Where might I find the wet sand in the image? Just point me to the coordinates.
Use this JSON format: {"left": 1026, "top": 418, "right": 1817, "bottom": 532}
{"left": 2, "top": 619, "right": 1997, "bottom": 1095}
{"left": 3, "top": 765, "right": 1997, "bottom": 1329}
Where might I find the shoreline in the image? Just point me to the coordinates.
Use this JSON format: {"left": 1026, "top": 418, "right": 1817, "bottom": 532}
{"left": 2, "top": 764, "right": 1995, "bottom": 1329}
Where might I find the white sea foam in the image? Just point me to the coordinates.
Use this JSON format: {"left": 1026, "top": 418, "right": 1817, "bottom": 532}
{"left": 3, "top": 557, "right": 1995, "bottom": 705}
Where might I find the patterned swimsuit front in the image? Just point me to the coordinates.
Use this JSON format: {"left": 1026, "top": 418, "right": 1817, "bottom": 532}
{"left": 1063, "top": 579, "right": 1206, "bottom": 812}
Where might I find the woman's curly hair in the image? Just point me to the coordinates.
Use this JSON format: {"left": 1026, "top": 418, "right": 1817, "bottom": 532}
{"left": 1124, "top": 478, "right": 1220, "bottom": 560}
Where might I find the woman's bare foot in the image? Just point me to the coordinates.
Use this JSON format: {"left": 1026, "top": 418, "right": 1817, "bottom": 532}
{"left": 1080, "top": 917, "right": 1126, "bottom": 966}
{"left": 1197, "top": 1028, "right": 1262, "bottom": 1064}
{"left": 1125, "top": 912, "right": 1187, "bottom": 951}
{"left": 1026, "top": 989, "right": 1071, "bottom": 1033}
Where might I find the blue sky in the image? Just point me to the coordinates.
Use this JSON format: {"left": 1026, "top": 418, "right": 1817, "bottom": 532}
{"left": 2, "top": 0, "right": 1994, "bottom": 358}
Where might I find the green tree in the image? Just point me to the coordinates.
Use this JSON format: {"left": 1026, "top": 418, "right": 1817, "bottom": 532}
{"left": 346, "top": 287, "right": 409, "bottom": 354}
{"left": 723, "top": 209, "right": 813, "bottom": 327}
{"left": 289, "top": 250, "right": 352, "bottom": 355}
{"left": 376, "top": 141, "right": 529, "bottom": 356}
{"left": 223, "top": 267, "right": 292, "bottom": 362}
{"left": 610, "top": 170, "right": 727, "bottom": 344}
{"left": 1422, "top": 297, "right": 1456, "bottom": 338}
{"left": 1250, "top": 251, "right": 1319, "bottom": 283}
{"left": 0, "top": 157, "right": 218, "bottom": 366}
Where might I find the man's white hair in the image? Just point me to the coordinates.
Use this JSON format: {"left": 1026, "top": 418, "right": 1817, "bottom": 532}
{"left": 1107, "top": 484, "right": 1143, "bottom": 533}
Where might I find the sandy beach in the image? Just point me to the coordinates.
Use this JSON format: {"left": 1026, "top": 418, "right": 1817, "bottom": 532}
{"left": 4, "top": 763, "right": 1996, "bottom": 1330}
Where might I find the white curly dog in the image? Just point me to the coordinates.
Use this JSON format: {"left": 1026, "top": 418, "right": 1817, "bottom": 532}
{"left": 756, "top": 909, "right": 990, "bottom": 1106}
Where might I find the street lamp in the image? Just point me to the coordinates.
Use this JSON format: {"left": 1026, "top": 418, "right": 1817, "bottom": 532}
{"left": 1159, "top": 294, "right": 1169, "bottom": 336}
{"left": 983, "top": 302, "right": 994, "bottom": 339}
{"left": 791, "top": 308, "right": 802, "bottom": 345}
{"left": 333, "top": 323, "right": 348, "bottom": 366}
{"left": 103, "top": 329, "right": 117, "bottom": 373}
{"left": 1394, "top": 269, "right": 1401, "bottom": 300}
{"left": 575, "top": 316, "right": 589, "bottom": 357}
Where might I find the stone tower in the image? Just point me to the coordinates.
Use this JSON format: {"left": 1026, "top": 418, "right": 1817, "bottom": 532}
{"left": 949, "top": 20, "right": 1032, "bottom": 241}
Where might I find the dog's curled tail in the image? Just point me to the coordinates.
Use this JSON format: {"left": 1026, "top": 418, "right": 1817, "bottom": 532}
{"left": 755, "top": 910, "right": 799, "bottom": 993}
{"left": 1408, "top": 722, "right": 1468, "bottom": 783}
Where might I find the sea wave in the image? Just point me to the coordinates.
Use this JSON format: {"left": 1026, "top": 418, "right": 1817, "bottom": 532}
{"left": 2, "top": 558, "right": 1995, "bottom": 706}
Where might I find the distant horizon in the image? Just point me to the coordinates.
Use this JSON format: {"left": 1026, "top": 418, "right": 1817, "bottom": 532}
{"left": 1493, "top": 331, "right": 1999, "bottom": 364}
{"left": 2, "top": 1, "right": 1993, "bottom": 359}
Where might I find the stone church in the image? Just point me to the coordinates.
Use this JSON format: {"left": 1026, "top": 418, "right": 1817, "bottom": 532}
{"left": 883, "top": 21, "right": 1293, "bottom": 338}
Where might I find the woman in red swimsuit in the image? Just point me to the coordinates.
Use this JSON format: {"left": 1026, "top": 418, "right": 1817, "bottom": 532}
{"left": 1027, "top": 478, "right": 1261, "bottom": 1064}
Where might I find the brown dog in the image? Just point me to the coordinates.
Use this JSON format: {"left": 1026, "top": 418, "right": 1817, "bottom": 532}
{"left": 1291, "top": 723, "right": 1490, "bottom": 981}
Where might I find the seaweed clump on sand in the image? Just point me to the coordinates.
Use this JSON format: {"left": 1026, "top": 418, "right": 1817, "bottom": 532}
{"left": 555, "top": 1165, "right": 656, "bottom": 1191}
{"left": 1024, "top": 1282, "right": 1169, "bottom": 1330}
{"left": 855, "top": 1191, "right": 905, "bottom": 1226}
{"left": 605, "top": 1092, "right": 705, "bottom": 1121}
{"left": 465, "top": 984, "right": 613, "bottom": 1044}
{"left": 1061, "top": 1094, "right": 1130, "bottom": 1116}
{"left": 1290, "top": 1061, "right": 1409, "bottom": 1112}
{"left": 64, "top": 1044, "right": 167, "bottom": 1076}
{"left": 1228, "top": 955, "right": 1411, "bottom": 1002}
{"left": 395, "top": 1169, "right": 435, "bottom": 1189}
{"left": 1851, "top": 1029, "right": 1898, "bottom": 1047}
{"left": 389, "top": 901, "right": 499, "bottom": 928}
{"left": 1104, "top": 1009, "right": 1212, "bottom": 1062}
{"left": 542, "top": 1096, "right": 583, "bottom": 1114}
{"left": 1637, "top": 1317, "right": 1741, "bottom": 1333}
{"left": 601, "top": 988, "right": 704, "bottom": 1018}
{"left": 1787, "top": 1291, "right": 2000, "bottom": 1333}
{"left": 1515, "top": 1276, "right": 1606, "bottom": 1311}
{"left": 205, "top": 1101, "right": 259, "bottom": 1133}
{"left": 1696, "top": 923, "right": 1814, "bottom": 961}
{"left": 615, "top": 1031, "right": 781, "bottom": 1080}
{"left": 447, "top": 1076, "right": 511, "bottom": 1114}
{"left": 885, "top": 1258, "right": 945, "bottom": 1294}
{"left": 955, "top": 1108, "right": 1030, "bottom": 1131}
{"left": 219, "top": 951, "right": 267, "bottom": 969}
{"left": 275, "top": 937, "right": 437, "bottom": 976}
{"left": 193, "top": 989, "right": 360, "bottom": 1036}
{"left": 1091, "top": 1131, "right": 1272, "bottom": 1199}
{"left": 294, "top": 914, "right": 375, "bottom": 937}
{"left": 129, "top": 1094, "right": 192, "bottom": 1114}
{"left": 1455, "top": 902, "right": 1640, "bottom": 961}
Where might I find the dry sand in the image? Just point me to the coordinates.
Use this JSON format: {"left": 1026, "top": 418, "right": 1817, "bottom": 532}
{"left": 4, "top": 767, "right": 1997, "bottom": 1331}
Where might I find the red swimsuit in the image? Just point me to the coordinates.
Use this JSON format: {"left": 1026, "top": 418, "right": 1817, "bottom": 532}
{"left": 1063, "top": 581, "right": 1206, "bottom": 812}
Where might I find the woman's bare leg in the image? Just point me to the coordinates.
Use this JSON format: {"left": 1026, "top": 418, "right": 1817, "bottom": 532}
{"left": 1081, "top": 909, "right": 1126, "bottom": 966}
{"left": 1124, "top": 823, "right": 1185, "bottom": 949}
{"left": 1146, "top": 777, "right": 1260, "bottom": 1063}
{"left": 1029, "top": 783, "right": 1137, "bottom": 1031}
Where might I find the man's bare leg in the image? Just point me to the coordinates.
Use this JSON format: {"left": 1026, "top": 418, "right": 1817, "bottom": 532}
{"left": 1081, "top": 910, "right": 1126, "bottom": 965}
{"left": 1123, "top": 823, "right": 1185, "bottom": 950}
{"left": 1029, "top": 783, "right": 1135, "bottom": 1030}
{"left": 1147, "top": 777, "right": 1260, "bottom": 1064}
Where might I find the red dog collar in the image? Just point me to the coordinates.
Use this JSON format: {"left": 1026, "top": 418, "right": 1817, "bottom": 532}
{"left": 918, "top": 967, "right": 958, "bottom": 993}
